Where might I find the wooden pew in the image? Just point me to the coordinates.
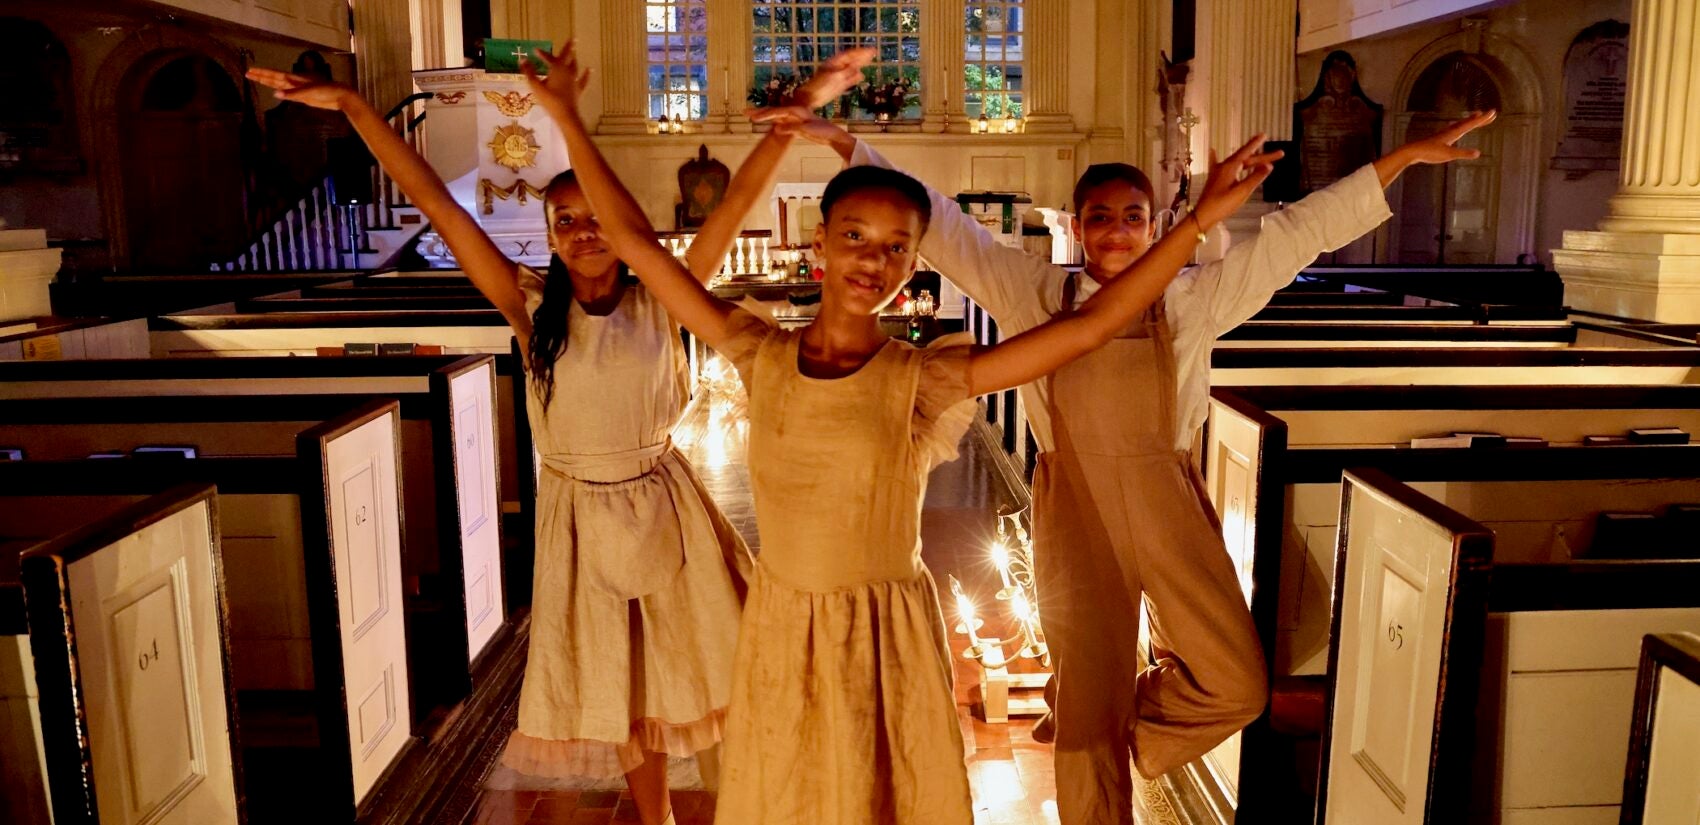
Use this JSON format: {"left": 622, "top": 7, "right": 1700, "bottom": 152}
{"left": 1217, "top": 322, "right": 1579, "bottom": 349}
{"left": 1293, "top": 263, "right": 1563, "bottom": 307}
{"left": 0, "top": 318, "right": 149, "bottom": 361}
{"left": 0, "top": 402, "right": 414, "bottom": 822}
{"left": 12, "top": 486, "right": 243, "bottom": 825}
{"left": 49, "top": 270, "right": 372, "bottom": 318}
{"left": 0, "top": 354, "right": 532, "bottom": 614}
{"left": 1200, "top": 386, "right": 1700, "bottom": 821}
{"left": 1314, "top": 472, "right": 1700, "bottom": 825}
{"left": 1, "top": 489, "right": 234, "bottom": 823}
{"left": 0, "top": 378, "right": 506, "bottom": 713}
{"left": 1212, "top": 346, "right": 1700, "bottom": 387}
{"left": 1207, "top": 384, "right": 1700, "bottom": 677}
{"left": 1314, "top": 468, "right": 1491, "bottom": 825}
{"left": 1620, "top": 632, "right": 1700, "bottom": 825}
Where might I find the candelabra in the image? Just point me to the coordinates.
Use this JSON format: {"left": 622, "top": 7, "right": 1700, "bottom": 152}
{"left": 949, "top": 504, "right": 1049, "bottom": 723}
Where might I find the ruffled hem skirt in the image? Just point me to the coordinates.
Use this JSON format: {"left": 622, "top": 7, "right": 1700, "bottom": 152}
{"left": 507, "top": 450, "right": 751, "bottom": 779}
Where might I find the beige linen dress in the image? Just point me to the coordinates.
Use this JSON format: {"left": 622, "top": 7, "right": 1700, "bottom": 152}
{"left": 503, "top": 269, "right": 753, "bottom": 778}
{"left": 711, "top": 308, "right": 977, "bottom": 825}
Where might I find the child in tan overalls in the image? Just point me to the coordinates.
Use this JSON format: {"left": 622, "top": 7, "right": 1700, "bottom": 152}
{"left": 757, "top": 106, "right": 1496, "bottom": 824}
{"left": 527, "top": 42, "right": 1284, "bottom": 825}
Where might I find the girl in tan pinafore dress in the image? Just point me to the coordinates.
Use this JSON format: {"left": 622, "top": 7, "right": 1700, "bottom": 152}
{"left": 244, "top": 61, "right": 778, "bottom": 825}
{"left": 532, "top": 40, "right": 1274, "bottom": 825}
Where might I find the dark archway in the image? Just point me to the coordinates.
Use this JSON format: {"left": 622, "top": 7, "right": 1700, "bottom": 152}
{"left": 1396, "top": 51, "right": 1508, "bottom": 264}
{"left": 92, "top": 26, "right": 251, "bottom": 271}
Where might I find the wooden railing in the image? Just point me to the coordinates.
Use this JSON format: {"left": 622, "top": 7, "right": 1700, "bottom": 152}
{"left": 216, "top": 93, "right": 429, "bottom": 273}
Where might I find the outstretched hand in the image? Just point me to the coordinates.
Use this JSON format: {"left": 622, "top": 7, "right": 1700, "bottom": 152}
{"left": 1399, "top": 110, "right": 1497, "bottom": 165}
{"left": 1374, "top": 109, "right": 1496, "bottom": 186}
{"left": 747, "top": 105, "right": 842, "bottom": 143}
{"left": 246, "top": 68, "right": 357, "bottom": 111}
{"left": 522, "top": 40, "right": 592, "bottom": 118}
{"left": 792, "top": 47, "right": 875, "bottom": 109}
{"left": 1193, "top": 135, "right": 1284, "bottom": 231}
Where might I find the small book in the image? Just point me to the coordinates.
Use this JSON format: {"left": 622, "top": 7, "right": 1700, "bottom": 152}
{"left": 132, "top": 446, "right": 198, "bottom": 459}
{"left": 1410, "top": 435, "right": 1472, "bottom": 449}
{"left": 0, "top": 448, "right": 23, "bottom": 461}
{"left": 1452, "top": 433, "right": 1507, "bottom": 448}
{"left": 1505, "top": 436, "right": 1549, "bottom": 447}
{"left": 1590, "top": 512, "right": 1663, "bottom": 559}
{"left": 378, "top": 343, "right": 416, "bottom": 356}
{"left": 1628, "top": 427, "right": 1691, "bottom": 444}
{"left": 87, "top": 451, "right": 128, "bottom": 459}
{"left": 343, "top": 342, "right": 378, "bottom": 356}
{"left": 1584, "top": 435, "right": 1631, "bottom": 446}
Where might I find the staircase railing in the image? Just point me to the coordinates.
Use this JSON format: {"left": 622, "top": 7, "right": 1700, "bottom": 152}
{"left": 215, "top": 93, "right": 430, "bottom": 273}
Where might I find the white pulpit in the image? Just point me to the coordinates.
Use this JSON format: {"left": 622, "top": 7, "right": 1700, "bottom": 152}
{"left": 411, "top": 69, "right": 567, "bottom": 268}
{"left": 0, "top": 229, "right": 61, "bottom": 323}
{"left": 1035, "top": 208, "right": 1082, "bottom": 266}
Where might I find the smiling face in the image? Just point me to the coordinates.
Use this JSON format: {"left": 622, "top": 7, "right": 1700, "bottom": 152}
{"left": 812, "top": 187, "right": 924, "bottom": 317}
{"left": 1072, "top": 180, "right": 1157, "bottom": 277}
{"left": 544, "top": 181, "right": 619, "bottom": 277}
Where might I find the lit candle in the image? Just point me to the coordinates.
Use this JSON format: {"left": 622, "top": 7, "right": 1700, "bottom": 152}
{"left": 990, "top": 539, "right": 1014, "bottom": 591}
{"left": 948, "top": 574, "right": 981, "bottom": 644}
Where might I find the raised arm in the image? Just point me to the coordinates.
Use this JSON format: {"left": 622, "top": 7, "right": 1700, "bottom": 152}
{"left": 753, "top": 107, "right": 1055, "bottom": 321}
{"left": 521, "top": 44, "right": 742, "bottom": 351}
{"left": 686, "top": 49, "right": 872, "bottom": 284}
{"left": 965, "top": 138, "right": 1282, "bottom": 397}
{"left": 1187, "top": 110, "right": 1497, "bottom": 335}
{"left": 246, "top": 68, "right": 532, "bottom": 337}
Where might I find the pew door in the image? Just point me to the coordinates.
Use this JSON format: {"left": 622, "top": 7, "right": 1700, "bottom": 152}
{"left": 299, "top": 401, "right": 413, "bottom": 811}
{"left": 1318, "top": 469, "right": 1491, "bottom": 825}
{"left": 21, "top": 487, "right": 241, "bottom": 825}
{"left": 1622, "top": 632, "right": 1700, "bottom": 825}
{"left": 437, "top": 359, "right": 506, "bottom": 665}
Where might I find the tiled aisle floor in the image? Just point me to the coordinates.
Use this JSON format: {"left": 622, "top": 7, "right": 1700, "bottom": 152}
{"left": 469, "top": 396, "right": 1181, "bottom": 824}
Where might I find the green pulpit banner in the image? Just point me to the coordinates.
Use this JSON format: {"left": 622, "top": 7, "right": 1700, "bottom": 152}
{"left": 485, "top": 39, "right": 553, "bottom": 74}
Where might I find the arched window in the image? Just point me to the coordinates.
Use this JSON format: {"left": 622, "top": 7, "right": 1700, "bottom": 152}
{"left": 751, "top": 1, "right": 921, "bottom": 121}
{"left": 965, "top": 0, "right": 1023, "bottom": 121}
{"left": 0, "top": 18, "right": 81, "bottom": 175}
{"left": 647, "top": 0, "right": 709, "bottom": 123}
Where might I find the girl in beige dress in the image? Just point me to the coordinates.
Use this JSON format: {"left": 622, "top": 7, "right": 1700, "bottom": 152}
{"left": 247, "top": 60, "right": 854, "bottom": 825}
{"left": 527, "top": 43, "right": 1277, "bottom": 825}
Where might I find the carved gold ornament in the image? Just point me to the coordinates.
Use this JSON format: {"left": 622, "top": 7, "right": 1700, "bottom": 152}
{"left": 435, "top": 91, "right": 467, "bottom": 104}
{"left": 482, "top": 90, "right": 536, "bottom": 117}
{"left": 487, "top": 122, "right": 540, "bottom": 171}
{"left": 479, "top": 177, "right": 548, "bottom": 214}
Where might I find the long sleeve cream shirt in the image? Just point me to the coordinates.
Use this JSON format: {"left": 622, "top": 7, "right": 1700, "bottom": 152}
{"left": 850, "top": 140, "right": 1394, "bottom": 452}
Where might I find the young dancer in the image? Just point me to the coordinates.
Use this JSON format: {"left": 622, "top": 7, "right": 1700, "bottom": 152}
{"left": 754, "top": 105, "right": 1497, "bottom": 823}
{"left": 521, "top": 42, "right": 1277, "bottom": 825}
{"left": 247, "top": 59, "right": 865, "bottom": 825}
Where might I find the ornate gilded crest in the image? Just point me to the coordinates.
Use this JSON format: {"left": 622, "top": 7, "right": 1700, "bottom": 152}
{"left": 434, "top": 91, "right": 467, "bottom": 104}
{"left": 676, "top": 144, "right": 730, "bottom": 230}
{"left": 482, "top": 90, "right": 536, "bottom": 117}
{"left": 487, "top": 122, "right": 541, "bottom": 171}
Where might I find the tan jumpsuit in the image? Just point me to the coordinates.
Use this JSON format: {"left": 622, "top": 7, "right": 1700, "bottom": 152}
{"left": 1036, "top": 281, "right": 1267, "bottom": 825}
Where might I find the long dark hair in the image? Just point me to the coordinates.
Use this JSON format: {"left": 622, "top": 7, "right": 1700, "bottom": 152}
{"left": 527, "top": 170, "right": 634, "bottom": 409}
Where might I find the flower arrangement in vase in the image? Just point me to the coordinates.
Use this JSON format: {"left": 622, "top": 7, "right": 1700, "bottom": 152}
{"left": 849, "top": 76, "right": 918, "bottom": 122}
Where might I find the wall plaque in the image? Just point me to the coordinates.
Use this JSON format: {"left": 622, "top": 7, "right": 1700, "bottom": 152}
{"left": 1294, "top": 50, "right": 1384, "bottom": 194}
{"left": 1553, "top": 20, "right": 1629, "bottom": 174}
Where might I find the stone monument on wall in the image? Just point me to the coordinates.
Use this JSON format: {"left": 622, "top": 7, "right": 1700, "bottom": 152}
{"left": 1293, "top": 50, "right": 1383, "bottom": 195}
{"left": 1552, "top": 20, "right": 1629, "bottom": 175}
{"left": 412, "top": 62, "right": 565, "bottom": 268}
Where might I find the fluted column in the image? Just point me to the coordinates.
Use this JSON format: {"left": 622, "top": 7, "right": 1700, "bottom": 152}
{"left": 1556, "top": 0, "right": 1700, "bottom": 321}
{"left": 409, "top": 0, "right": 464, "bottom": 69}
{"left": 706, "top": 0, "right": 748, "bottom": 133}
{"left": 1022, "top": 0, "right": 1072, "bottom": 133}
{"left": 1599, "top": 0, "right": 1700, "bottom": 233}
{"left": 923, "top": 0, "right": 964, "bottom": 133}
{"left": 597, "top": 0, "right": 651, "bottom": 133}
{"left": 355, "top": 0, "right": 417, "bottom": 110}
{"left": 1207, "top": 0, "right": 1295, "bottom": 158}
